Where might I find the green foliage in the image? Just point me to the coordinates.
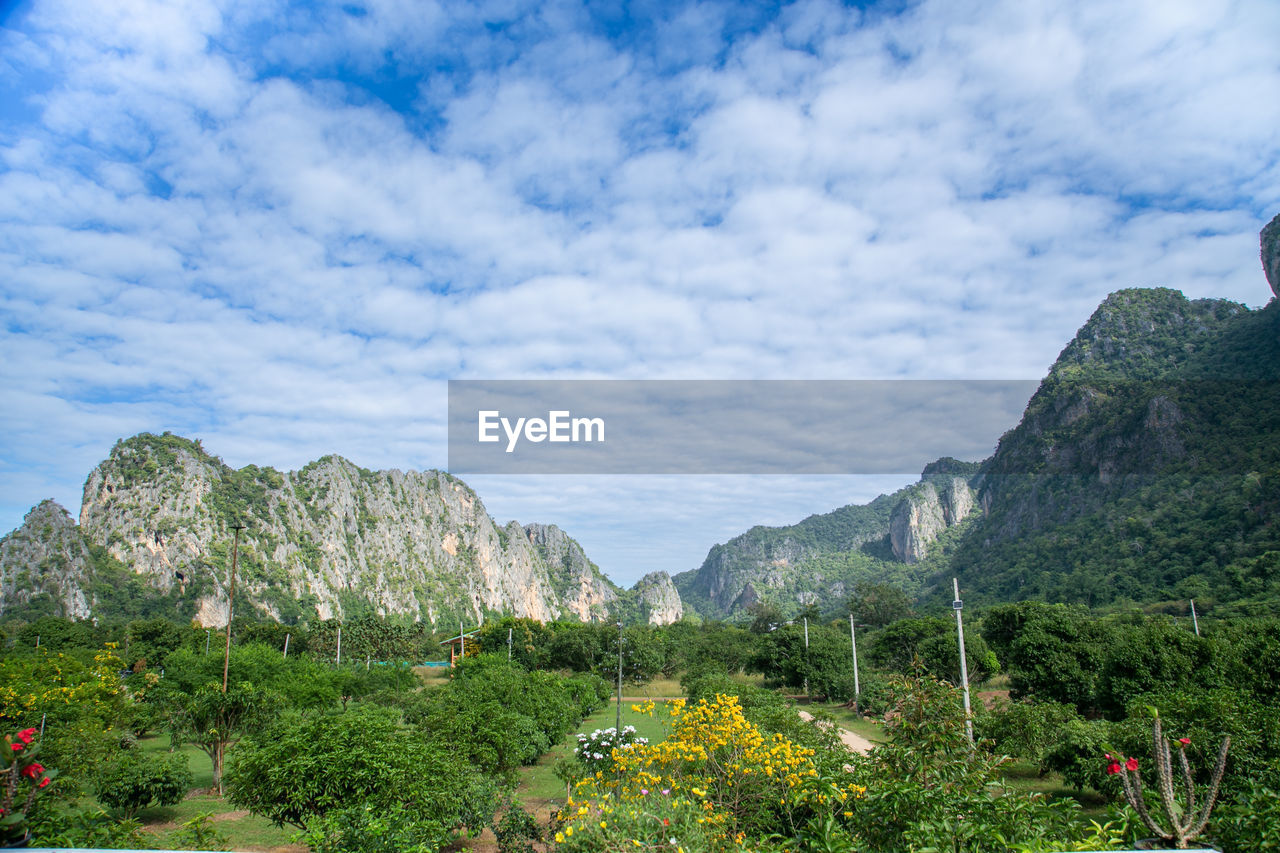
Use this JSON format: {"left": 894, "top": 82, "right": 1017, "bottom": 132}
{"left": 982, "top": 602, "right": 1107, "bottom": 711}
{"left": 867, "top": 616, "right": 998, "bottom": 686}
{"left": 93, "top": 749, "right": 192, "bottom": 818}
{"left": 1040, "top": 717, "right": 1119, "bottom": 796}
{"left": 28, "top": 807, "right": 147, "bottom": 850}
{"left": 228, "top": 705, "right": 497, "bottom": 849}
{"left": 170, "top": 811, "right": 229, "bottom": 851}
{"left": 493, "top": 801, "right": 541, "bottom": 853}
{"left": 156, "top": 679, "right": 278, "bottom": 791}
{"left": 846, "top": 673, "right": 1090, "bottom": 852}
{"left": 1214, "top": 780, "right": 1280, "bottom": 852}
{"left": 846, "top": 580, "right": 915, "bottom": 628}
{"left": 978, "top": 699, "right": 1082, "bottom": 770}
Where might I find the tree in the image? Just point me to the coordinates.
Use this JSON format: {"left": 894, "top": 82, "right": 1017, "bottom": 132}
{"left": 159, "top": 681, "right": 277, "bottom": 794}
{"left": 227, "top": 705, "right": 497, "bottom": 849}
{"left": 846, "top": 581, "right": 914, "bottom": 629}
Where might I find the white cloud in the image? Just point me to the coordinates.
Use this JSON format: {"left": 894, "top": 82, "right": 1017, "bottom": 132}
{"left": 1, "top": 0, "right": 1277, "bottom": 584}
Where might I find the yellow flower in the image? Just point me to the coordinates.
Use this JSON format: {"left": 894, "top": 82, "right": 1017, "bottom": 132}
{"left": 554, "top": 832, "right": 564, "bottom": 843}
{"left": 600, "top": 821, "right": 607, "bottom": 829}
{"left": 565, "top": 826, "right": 573, "bottom": 837}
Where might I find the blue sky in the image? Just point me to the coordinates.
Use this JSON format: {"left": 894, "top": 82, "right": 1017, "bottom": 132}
{"left": 1, "top": 0, "right": 1278, "bottom": 587}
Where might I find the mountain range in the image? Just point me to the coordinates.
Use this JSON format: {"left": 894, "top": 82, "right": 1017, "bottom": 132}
{"left": 2, "top": 214, "right": 1278, "bottom": 626}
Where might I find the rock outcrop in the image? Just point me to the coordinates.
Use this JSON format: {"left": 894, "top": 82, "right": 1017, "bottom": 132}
{"left": 1263, "top": 212, "right": 1280, "bottom": 299}
{"left": 888, "top": 477, "right": 975, "bottom": 563}
{"left": 631, "top": 571, "right": 683, "bottom": 625}
{"left": 0, "top": 500, "right": 93, "bottom": 619}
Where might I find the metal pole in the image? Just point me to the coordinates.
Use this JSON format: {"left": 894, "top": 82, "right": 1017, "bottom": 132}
{"left": 616, "top": 622, "right": 623, "bottom": 735}
{"left": 205, "top": 629, "right": 210, "bottom": 656}
{"left": 1190, "top": 600, "right": 1200, "bottom": 636}
{"left": 849, "top": 614, "right": 861, "bottom": 716}
{"left": 336, "top": 626, "right": 342, "bottom": 665}
{"left": 803, "top": 616, "right": 810, "bottom": 701}
{"left": 459, "top": 621, "right": 464, "bottom": 659}
{"left": 508, "top": 627, "right": 513, "bottom": 661}
{"left": 366, "top": 654, "right": 370, "bottom": 671}
{"left": 953, "top": 578, "right": 974, "bottom": 745}
{"left": 283, "top": 633, "right": 290, "bottom": 659}
{"left": 222, "top": 523, "right": 244, "bottom": 693}
{"left": 35, "top": 635, "right": 39, "bottom": 649}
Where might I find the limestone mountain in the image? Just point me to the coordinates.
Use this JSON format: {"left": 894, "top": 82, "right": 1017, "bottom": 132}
{"left": 0, "top": 433, "right": 672, "bottom": 626}
{"left": 674, "top": 459, "right": 980, "bottom": 620}
{"left": 678, "top": 217, "right": 1280, "bottom": 619}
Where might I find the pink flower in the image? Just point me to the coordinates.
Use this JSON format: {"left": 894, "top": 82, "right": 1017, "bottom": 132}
{"left": 16, "top": 729, "right": 35, "bottom": 745}
{"left": 1126, "top": 757, "right": 1139, "bottom": 772}
{"left": 1105, "top": 762, "right": 1121, "bottom": 775}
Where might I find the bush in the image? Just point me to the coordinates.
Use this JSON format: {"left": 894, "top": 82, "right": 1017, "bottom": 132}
{"left": 493, "top": 802, "right": 541, "bottom": 853}
{"left": 1040, "top": 717, "right": 1119, "bottom": 797}
{"left": 847, "top": 673, "right": 1090, "bottom": 852}
{"left": 978, "top": 699, "right": 1082, "bottom": 768}
{"left": 226, "top": 705, "right": 496, "bottom": 843}
{"left": 1213, "top": 780, "right": 1280, "bottom": 852}
{"left": 93, "top": 750, "right": 192, "bottom": 818}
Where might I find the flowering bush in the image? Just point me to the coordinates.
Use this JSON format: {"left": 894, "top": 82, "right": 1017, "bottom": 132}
{"left": 555, "top": 695, "right": 863, "bottom": 851}
{"left": 574, "top": 726, "right": 647, "bottom": 775}
{"left": 0, "top": 727, "right": 58, "bottom": 843}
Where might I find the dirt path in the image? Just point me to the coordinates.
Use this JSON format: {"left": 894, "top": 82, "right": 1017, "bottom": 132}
{"left": 797, "top": 710, "right": 875, "bottom": 754}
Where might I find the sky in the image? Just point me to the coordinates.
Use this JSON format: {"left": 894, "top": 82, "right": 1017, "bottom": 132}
{"left": 1, "top": 0, "right": 1278, "bottom": 587}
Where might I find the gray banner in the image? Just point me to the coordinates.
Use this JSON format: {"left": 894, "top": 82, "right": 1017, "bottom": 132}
{"left": 447, "top": 380, "right": 1039, "bottom": 474}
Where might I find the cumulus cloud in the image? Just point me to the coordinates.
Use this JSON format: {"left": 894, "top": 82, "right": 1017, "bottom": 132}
{"left": 1, "top": 0, "right": 1277, "bottom": 583}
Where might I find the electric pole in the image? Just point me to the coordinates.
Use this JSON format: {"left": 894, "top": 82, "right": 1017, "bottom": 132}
{"left": 952, "top": 578, "right": 973, "bottom": 745}
{"left": 222, "top": 522, "right": 245, "bottom": 693}
{"left": 849, "top": 614, "right": 862, "bottom": 716}
{"left": 616, "top": 621, "right": 624, "bottom": 734}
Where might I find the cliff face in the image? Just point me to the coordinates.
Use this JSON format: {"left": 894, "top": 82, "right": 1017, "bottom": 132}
{"left": 0, "top": 433, "right": 630, "bottom": 626}
{"left": 0, "top": 500, "right": 93, "bottom": 619}
{"left": 889, "top": 477, "right": 975, "bottom": 563}
{"left": 1262, "top": 212, "right": 1280, "bottom": 299}
{"left": 674, "top": 461, "right": 980, "bottom": 620}
{"left": 632, "top": 571, "right": 684, "bottom": 625}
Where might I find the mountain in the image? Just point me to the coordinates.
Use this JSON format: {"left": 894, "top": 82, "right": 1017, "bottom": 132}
{"left": 673, "top": 458, "right": 981, "bottom": 620}
{"left": 678, "top": 215, "right": 1280, "bottom": 619}
{"left": 0, "top": 433, "right": 680, "bottom": 626}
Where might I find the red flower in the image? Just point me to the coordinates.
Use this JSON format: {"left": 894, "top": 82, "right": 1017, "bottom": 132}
{"left": 1105, "top": 762, "right": 1121, "bottom": 775}
{"left": 9, "top": 743, "right": 21, "bottom": 752}
{"left": 21, "top": 763, "right": 43, "bottom": 779}
{"left": 16, "top": 729, "right": 35, "bottom": 745}
{"left": 38, "top": 777, "right": 49, "bottom": 789}
{"left": 1178, "top": 737, "right": 1191, "bottom": 746}
{"left": 1103, "top": 753, "right": 1112, "bottom": 760}
{"left": 662, "top": 818, "right": 670, "bottom": 827}
{"left": 1126, "top": 757, "right": 1139, "bottom": 772}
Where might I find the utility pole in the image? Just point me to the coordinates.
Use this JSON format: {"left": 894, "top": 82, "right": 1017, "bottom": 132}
{"left": 283, "top": 632, "right": 290, "bottom": 659}
{"left": 222, "top": 522, "right": 244, "bottom": 693}
{"left": 205, "top": 629, "right": 210, "bottom": 656}
{"left": 849, "top": 614, "right": 862, "bottom": 716}
{"left": 336, "top": 626, "right": 342, "bottom": 665}
{"left": 803, "top": 616, "right": 810, "bottom": 701}
{"left": 615, "top": 622, "right": 624, "bottom": 735}
{"left": 952, "top": 578, "right": 973, "bottom": 745}
{"left": 1190, "top": 599, "right": 1200, "bottom": 636}
{"left": 508, "top": 627, "right": 513, "bottom": 662}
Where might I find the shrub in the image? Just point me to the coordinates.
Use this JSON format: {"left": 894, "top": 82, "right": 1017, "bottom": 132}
{"left": 979, "top": 698, "right": 1082, "bottom": 768}
{"left": 93, "top": 750, "right": 192, "bottom": 818}
{"left": 565, "top": 694, "right": 863, "bottom": 845}
{"left": 1041, "top": 717, "right": 1120, "bottom": 797}
{"left": 493, "top": 802, "right": 541, "bottom": 853}
{"left": 1213, "top": 780, "right": 1280, "bottom": 852}
{"left": 226, "top": 705, "right": 496, "bottom": 844}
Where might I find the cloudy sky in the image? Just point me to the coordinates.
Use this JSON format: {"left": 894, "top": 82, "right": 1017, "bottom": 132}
{"left": 1, "top": 0, "right": 1277, "bottom": 586}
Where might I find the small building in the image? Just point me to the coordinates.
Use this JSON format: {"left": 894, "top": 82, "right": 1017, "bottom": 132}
{"left": 439, "top": 628, "right": 481, "bottom": 667}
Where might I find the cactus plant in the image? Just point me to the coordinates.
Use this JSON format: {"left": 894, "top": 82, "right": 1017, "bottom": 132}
{"left": 1107, "top": 715, "right": 1229, "bottom": 849}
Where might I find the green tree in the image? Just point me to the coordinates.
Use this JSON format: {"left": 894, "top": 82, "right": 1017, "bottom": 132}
{"left": 846, "top": 581, "right": 915, "bottom": 628}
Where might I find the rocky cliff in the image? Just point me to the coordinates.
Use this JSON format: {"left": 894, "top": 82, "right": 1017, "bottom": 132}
{"left": 1262, "top": 212, "right": 1280, "bottom": 299}
{"left": 0, "top": 500, "right": 93, "bottom": 620}
{"left": 1, "top": 433, "right": 631, "bottom": 626}
{"left": 632, "top": 571, "right": 684, "bottom": 625}
{"left": 674, "top": 461, "right": 979, "bottom": 619}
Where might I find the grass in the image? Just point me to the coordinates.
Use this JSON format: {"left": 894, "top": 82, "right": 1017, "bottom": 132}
{"left": 128, "top": 733, "right": 299, "bottom": 851}
{"left": 814, "top": 703, "right": 887, "bottom": 744}
{"left": 516, "top": 700, "right": 672, "bottom": 803}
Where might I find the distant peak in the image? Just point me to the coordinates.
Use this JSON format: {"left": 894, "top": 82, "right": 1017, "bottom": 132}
{"left": 1262, "top": 212, "right": 1280, "bottom": 299}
